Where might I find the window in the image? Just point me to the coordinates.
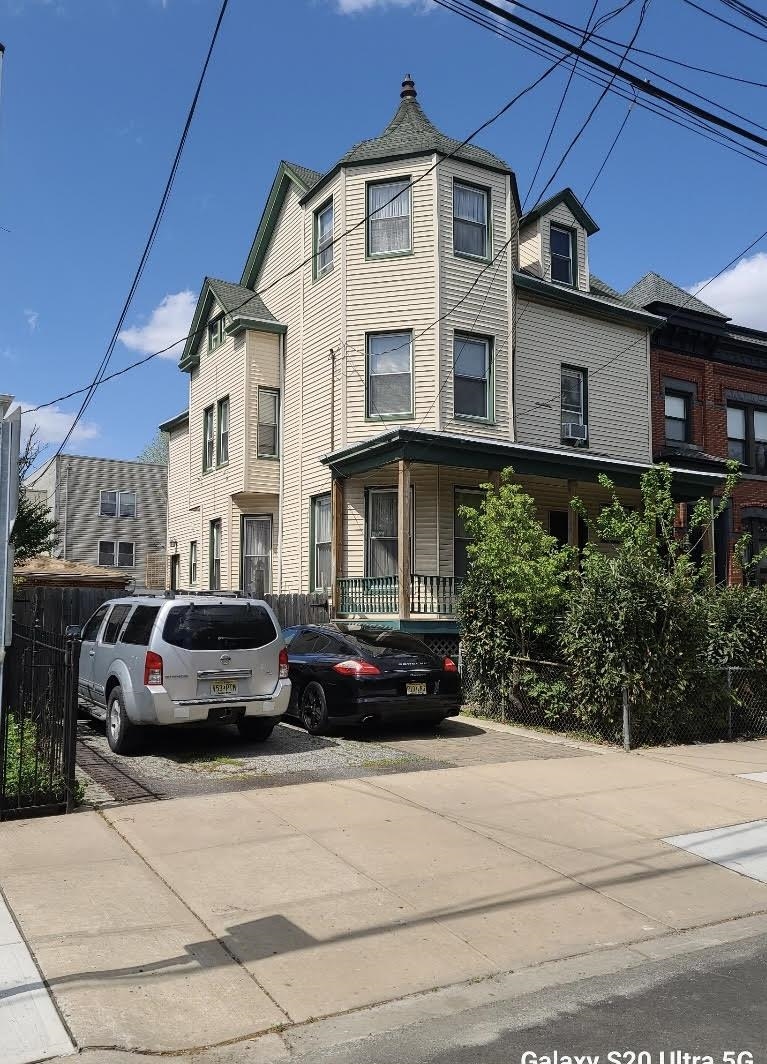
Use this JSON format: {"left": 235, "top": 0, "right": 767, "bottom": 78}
{"left": 81, "top": 603, "right": 110, "bottom": 643}
{"left": 162, "top": 603, "right": 277, "bottom": 651}
{"left": 102, "top": 604, "right": 131, "bottom": 645}
{"left": 98, "top": 541, "right": 134, "bottom": 567}
{"left": 454, "top": 489, "right": 484, "bottom": 579}
{"left": 549, "top": 511, "right": 569, "bottom": 548}
{"left": 561, "top": 365, "right": 587, "bottom": 442}
{"left": 118, "top": 542, "right": 135, "bottom": 567}
{"left": 367, "top": 179, "right": 411, "bottom": 256}
{"left": 100, "top": 490, "right": 117, "bottom": 517}
{"left": 728, "top": 403, "right": 767, "bottom": 473}
{"left": 203, "top": 405, "right": 214, "bottom": 471}
{"left": 208, "top": 314, "right": 224, "bottom": 352}
{"left": 257, "top": 387, "right": 279, "bottom": 457}
{"left": 119, "top": 491, "right": 136, "bottom": 517}
{"left": 98, "top": 541, "right": 115, "bottom": 567}
{"left": 744, "top": 515, "right": 767, "bottom": 585}
{"left": 665, "top": 391, "right": 690, "bottom": 443}
{"left": 209, "top": 520, "right": 221, "bottom": 590}
{"left": 453, "top": 181, "right": 489, "bottom": 259}
{"left": 217, "top": 396, "right": 229, "bottom": 466}
{"left": 550, "top": 225, "right": 575, "bottom": 285}
{"left": 189, "top": 540, "right": 198, "bottom": 585}
{"left": 367, "top": 489, "right": 398, "bottom": 578}
{"left": 454, "top": 335, "right": 491, "bottom": 420}
{"left": 312, "top": 494, "right": 331, "bottom": 591}
{"left": 120, "top": 605, "right": 160, "bottom": 646}
{"left": 367, "top": 331, "right": 412, "bottom": 417}
{"left": 241, "top": 516, "right": 271, "bottom": 596}
{"left": 315, "top": 200, "right": 334, "bottom": 278}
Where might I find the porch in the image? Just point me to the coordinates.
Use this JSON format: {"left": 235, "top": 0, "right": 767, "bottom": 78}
{"left": 338, "top": 574, "right": 462, "bottom": 618}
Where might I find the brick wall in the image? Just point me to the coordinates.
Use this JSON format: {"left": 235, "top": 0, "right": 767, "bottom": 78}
{"left": 651, "top": 346, "right": 767, "bottom": 582}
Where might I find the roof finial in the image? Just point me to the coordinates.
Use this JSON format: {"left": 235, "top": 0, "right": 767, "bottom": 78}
{"left": 400, "top": 74, "right": 417, "bottom": 100}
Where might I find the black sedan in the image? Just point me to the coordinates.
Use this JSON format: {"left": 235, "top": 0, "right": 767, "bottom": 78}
{"left": 282, "top": 623, "right": 461, "bottom": 735}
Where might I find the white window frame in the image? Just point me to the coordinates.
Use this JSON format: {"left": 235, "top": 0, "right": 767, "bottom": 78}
{"left": 550, "top": 224, "right": 575, "bottom": 286}
{"left": 99, "top": 490, "right": 117, "bottom": 517}
{"left": 189, "top": 540, "right": 198, "bottom": 585}
{"left": 453, "top": 180, "right": 490, "bottom": 260}
{"left": 315, "top": 199, "right": 334, "bottom": 279}
{"left": 366, "top": 178, "right": 412, "bottom": 257}
{"left": 98, "top": 540, "right": 135, "bottom": 568}
{"left": 203, "top": 405, "right": 214, "bottom": 471}
{"left": 312, "top": 494, "right": 332, "bottom": 592}
{"left": 366, "top": 330, "right": 413, "bottom": 419}
{"left": 217, "top": 396, "right": 229, "bottom": 466}
{"left": 118, "top": 490, "right": 136, "bottom": 518}
{"left": 257, "top": 387, "right": 280, "bottom": 457}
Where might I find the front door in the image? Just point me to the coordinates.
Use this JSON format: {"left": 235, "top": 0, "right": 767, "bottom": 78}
{"left": 242, "top": 516, "right": 272, "bottom": 597}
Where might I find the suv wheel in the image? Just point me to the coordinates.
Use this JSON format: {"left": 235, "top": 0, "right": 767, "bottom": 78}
{"left": 106, "top": 686, "right": 141, "bottom": 755}
{"left": 300, "top": 682, "right": 329, "bottom": 736}
{"left": 237, "top": 717, "right": 277, "bottom": 742}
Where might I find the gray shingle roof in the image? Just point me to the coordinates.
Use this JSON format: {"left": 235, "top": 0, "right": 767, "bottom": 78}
{"left": 624, "top": 271, "right": 729, "bottom": 320}
{"left": 589, "top": 274, "right": 634, "bottom": 306}
{"left": 283, "top": 161, "right": 323, "bottom": 191}
{"left": 207, "top": 277, "right": 278, "bottom": 323}
{"left": 520, "top": 188, "right": 599, "bottom": 236}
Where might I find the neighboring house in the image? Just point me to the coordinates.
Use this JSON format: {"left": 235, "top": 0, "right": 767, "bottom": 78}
{"left": 164, "top": 76, "right": 721, "bottom": 651}
{"left": 626, "top": 272, "right": 767, "bottom": 584}
{"left": 26, "top": 455, "right": 167, "bottom": 591}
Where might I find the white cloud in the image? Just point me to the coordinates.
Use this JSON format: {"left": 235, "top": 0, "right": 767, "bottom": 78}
{"left": 14, "top": 402, "right": 100, "bottom": 447}
{"left": 688, "top": 252, "right": 767, "bottom": 330}
{"left": 334, "top": 0, "right": 428, "bottom": 11}
{"left": 118, "top": 290, "right": 196, "bottom": 359}
{"left": 24, "top": 309, "right": 38, "bottom": 332}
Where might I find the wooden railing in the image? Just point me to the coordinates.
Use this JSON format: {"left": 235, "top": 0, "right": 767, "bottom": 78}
{"left": 336, "top": 575, "right": 461, "bottom": 616}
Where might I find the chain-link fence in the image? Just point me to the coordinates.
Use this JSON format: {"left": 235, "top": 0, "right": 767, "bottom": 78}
{"left": 461, "top": 656, "right": 767, "bottom": 750}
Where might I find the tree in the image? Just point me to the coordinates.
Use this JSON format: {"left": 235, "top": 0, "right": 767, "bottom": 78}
{"left": 136, "top": 431, "right": 169, "bottom": 465}
{"left": 13, "top": 430, "right": 59, "bottom": 562}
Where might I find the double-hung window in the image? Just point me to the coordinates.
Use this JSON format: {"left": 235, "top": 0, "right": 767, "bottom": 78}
{"left": 217, "top": 397, "right": 229, "bottom": 466}
{"left": 367, "top": 179, "right": 411, "bottom": 256}
{"left": 454, "top": 489, "right": 484, "bottom": 579}
{"left": 189, "top": 540, "right": 198, "bottom": 585}
{"left": 209, "top": 520, "right": 221, "bottom": 590}
{"left": 257, "top": 387, "right": 279, "bottom": 457}
{"left": 550, "top": 225, "right": 575, "bottom": 285}
{"left": 454, "top": 334, "right": 491, "bottom": 420}
{"left": 203, "top": 406, "right": 214, "bottom": 471}
{"left": 561, "top": 365, "right": 587, "bottom": 442}
{"left": 98, "top": 540, "right": 134, "bottom": 568}
{"left": 728, "top": 403, "right": 767, "bottom": 473}
{"left": 453, "top": 181, "right": 489, "bottom": 259}
{"left": 242, "top": 516, "right": 271, "bottom": 596}
{"left": 312, "top": 494, "right": 331, "bottom": 591}
{"left": 665, "top": 390, "right": 690, "bottom": 442}
{"left": 208, "top": 314, "right": 224, "bottom": 351}
{"left": 367, "top": 331, "right": 412, "bottom": 418}
{"left": 101, "top": 490, "right": 136, "bottom": 517}
{"left": 315, "top": 200, "right": 334, "bottom": 278}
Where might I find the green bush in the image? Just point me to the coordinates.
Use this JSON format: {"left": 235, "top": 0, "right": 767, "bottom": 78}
{"left": 708, "top": 584, "right": 767, "bottom": 670}
{"left": 2, "top": 715, "right": 83, "bottom": 808}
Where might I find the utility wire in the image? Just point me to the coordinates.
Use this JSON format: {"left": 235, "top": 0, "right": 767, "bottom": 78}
{"left": 682, "top": 0, "right": 767, "bottom": 43}
{"left": 582, "top": 89, "right": 637, "bottom": 204}
{"left": 49, "top": 0, "right": 231, "bottom": 457}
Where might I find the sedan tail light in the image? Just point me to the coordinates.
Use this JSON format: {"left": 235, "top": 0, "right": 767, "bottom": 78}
{"left": 144, "top": 651, "right": 163, "bottom": 686}
{"left": 333, "top": 659, "right": 381, "bottom": 678}
{"left": 443, "top": 657, "right": 458, "bottom": 673}
{"left": 278, "top": 647, "right": 289, "bottom": 679}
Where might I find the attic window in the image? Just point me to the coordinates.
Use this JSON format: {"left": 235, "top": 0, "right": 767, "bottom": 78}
{"left": 550, "top": 225, "right": 575, "bottom": 285}
{"left": 208, "top": 314, "right": 225, "bottom": 352}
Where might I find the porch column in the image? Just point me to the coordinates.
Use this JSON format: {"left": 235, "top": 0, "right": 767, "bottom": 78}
{"left": 567, "top": 479, "right": 579, "bottom": 550}
{"left": 330, "top": 475, "right": 344, "bottom": 615}
{"left": 398, "top": 459, "right": 411, "bottom": 619}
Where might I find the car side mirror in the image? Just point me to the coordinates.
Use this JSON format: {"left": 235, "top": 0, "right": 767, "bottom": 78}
{"left": 65, "top": 625, "right": 82, "bottom": 640}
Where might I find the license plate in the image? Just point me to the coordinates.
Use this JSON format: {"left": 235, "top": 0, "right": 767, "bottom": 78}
{"left": 406, "top": 682, "right": 427, "bottom": 696}
{"left": 211, "top": 681, "right": 237, "bottom": 696}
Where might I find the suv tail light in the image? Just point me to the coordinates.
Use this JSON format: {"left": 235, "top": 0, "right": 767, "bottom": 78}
{"left": 144, "top": 651, "right": 163, "bottom": 686}
{"left": 278, "top": 647, "right": 289, "bottom": 680}
{"left": 443, "top": 657, "right": 458, "bottom": 673}
{"left": 333, "top": 659, "right": 381, "bottom": 678}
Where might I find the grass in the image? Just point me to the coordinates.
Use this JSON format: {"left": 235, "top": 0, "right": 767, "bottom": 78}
{"left": 2, "top": 714, "right": 84, "bottom": 808}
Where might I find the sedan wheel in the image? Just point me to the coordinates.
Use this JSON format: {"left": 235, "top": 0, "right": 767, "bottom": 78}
{"left": 300, "top": 682, "right": 329, "bottom": 736}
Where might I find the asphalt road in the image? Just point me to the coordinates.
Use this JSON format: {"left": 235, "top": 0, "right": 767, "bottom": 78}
{"left": 293, "top": 932, "right": 767, "bottom": 1064}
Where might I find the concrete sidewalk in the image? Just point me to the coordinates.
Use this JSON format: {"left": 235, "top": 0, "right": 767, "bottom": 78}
{"left": 3, "top": 731, "right": 767, "bottom": 1059}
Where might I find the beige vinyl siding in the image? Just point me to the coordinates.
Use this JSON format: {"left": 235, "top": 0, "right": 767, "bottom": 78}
{"left": 515, "top": 296, "right": 652, "bottom": 462}
{"left": 438, "top": 466, "right": 488, "bottom": 578}
{"left": 231, "top": 494, "right": 280, "bottom": 592}
{"left": 518, "top": 222, "right": 542, "bottom": 276}
{"left": 438, "top": 160, "right": 514, "bottom": 439}
{"left": 245, "top": 330, "right": 281, "bottom": 494}
{"left": 541, "top": 204, "right": 589, "bottom": 291}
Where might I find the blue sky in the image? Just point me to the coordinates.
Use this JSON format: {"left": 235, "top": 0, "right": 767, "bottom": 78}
{"left": 2, "top": 0, "right": 766, "bottom": 460}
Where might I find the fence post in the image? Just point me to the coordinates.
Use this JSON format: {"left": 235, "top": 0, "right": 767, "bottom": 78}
{"left": 622, "top": 683, "right": 632, "bottom": 752}
{"left": 726, "top": 668, "right": 733, "bottom": 742}
{"left": 62, "top": 638, "right": 80, "bottom": 813}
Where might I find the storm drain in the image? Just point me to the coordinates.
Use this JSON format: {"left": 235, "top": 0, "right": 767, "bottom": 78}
{"left": 76, "top": 740, "right": 160, "bottom": 803}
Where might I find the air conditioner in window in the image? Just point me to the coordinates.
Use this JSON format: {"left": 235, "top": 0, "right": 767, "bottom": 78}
{"left": 562, "top": 422, "right": 588, "bottom": 442}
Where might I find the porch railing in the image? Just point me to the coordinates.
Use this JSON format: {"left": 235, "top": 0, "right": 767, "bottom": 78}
{"left": 336, "top": 575, "right": 462, "bottom": 616}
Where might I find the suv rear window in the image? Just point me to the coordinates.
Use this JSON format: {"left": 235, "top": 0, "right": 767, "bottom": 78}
{"left": 340, "top": 629, "right": 435, "bottom": 658}
{"left": 121, "top": 605, "right": 161, "bottom": 646}
{"left": 162, "top": 604, "right": 277, "bottom": 651}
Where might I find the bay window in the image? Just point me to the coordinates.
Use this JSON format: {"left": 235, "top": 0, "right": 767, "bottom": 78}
{"left": 367, "top": 179, "right": 411, "bottom": 256}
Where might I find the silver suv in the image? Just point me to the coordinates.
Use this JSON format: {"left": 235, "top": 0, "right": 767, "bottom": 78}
{"left": 72, "top": 594, "right": 291, "bottom": 754}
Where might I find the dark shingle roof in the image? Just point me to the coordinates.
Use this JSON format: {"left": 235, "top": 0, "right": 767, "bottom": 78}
{"left": 520, "top": 188, "right": 599, "bottom": 236}
{"left": 590, "top": 274, "right": 634, "bottom": 306}
{"left": 283, "top": 161, "right": 323, "bottom": 191}
{"left": 624, "top": 271, "right": 729, "bottom": 320}
{"left": 207, "top": 278, "right": 278, "bottom": 324}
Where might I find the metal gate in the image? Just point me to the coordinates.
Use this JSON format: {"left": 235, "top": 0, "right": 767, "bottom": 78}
{"left": 0, "top": 623, "right": 79, "bottom": 820}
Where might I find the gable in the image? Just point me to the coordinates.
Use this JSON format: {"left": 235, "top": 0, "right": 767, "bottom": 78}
{"left": 240, "top": 161, "right": 318, "bottom": 291}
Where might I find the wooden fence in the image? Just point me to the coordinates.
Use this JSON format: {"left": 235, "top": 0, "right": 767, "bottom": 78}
{"left": 12, "top": 586, "right": 331, "bottom": 639}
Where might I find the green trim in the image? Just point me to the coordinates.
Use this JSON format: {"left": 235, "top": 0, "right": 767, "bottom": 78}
{"left": 240, "top": 161, "right": 315, "bottom": 290}
{"left": 365, "top": 176, "right": 413, "bottom": 259}
{"left": 216, "top": 396, "right": 229, "bottom": 466}
{"left": 513, "top": 271, "right": 665, "bottom": 329}
{"left": 202, "top": 405, "right": 214, "bottom": 473}
{"left": 313, "top": 197, "right": 335, "bottom": 282}
{"left": 453, "top": 331, "right": 494, "bottom": 422}
{"left": 365, "top": 330, "right": 414, "bottom": 420}
{"left": 452, "top": 176, "right": 492, "bottom": 262}
{"left": 309, "top": 492, "right": 331, "bottom": 593}
{"left": 225, "top": 318, "right": 286, "bottom": 337}
{"left": 257, "top": 386, "right": 280, "bottom": 458}
{"left": 520, "top": 187, "right": 599, "bottom": 236}
{"left": 334, "top": 617, "right": 460, "bottom": 634}
{"left": 207, "top": 314, "right": 224, "bottom": 352}
{"left": 179, "top": 288, "right": 216, "bottom": 372}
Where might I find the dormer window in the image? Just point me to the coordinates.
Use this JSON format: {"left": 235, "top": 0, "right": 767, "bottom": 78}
{"left": 550, "top": 225, "right": 575, "bottom": 285}
{"left": 207, "top": 314, "right": 224, "bottom": 351}
{"left": 367, "top": 179, "right": 411, "bottom": 256}
{"left": 453, "top": 181, "right": 489, "bottom": 260}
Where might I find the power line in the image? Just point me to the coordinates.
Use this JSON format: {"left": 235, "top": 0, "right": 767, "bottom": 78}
{"left": 582, "top": 90, "right": 636, "bottom": 204}
{"left": 682, "top": 0, "right": 767, "bottom": 43}
{"left": 49, "top": 0, "right": 231, "bottom": 458}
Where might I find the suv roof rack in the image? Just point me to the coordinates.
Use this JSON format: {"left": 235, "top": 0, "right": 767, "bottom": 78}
{"left": 162, "top": 589, "right": 249, "bottom": 599}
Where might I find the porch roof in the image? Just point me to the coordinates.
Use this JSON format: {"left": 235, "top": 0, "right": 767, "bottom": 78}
{"left": 321, "top": 428, "right": 725, "bottom": 499}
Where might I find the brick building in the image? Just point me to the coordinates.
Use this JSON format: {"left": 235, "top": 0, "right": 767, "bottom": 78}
{"left": 625, "top": 272, "right": 767, "bottom": 584}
